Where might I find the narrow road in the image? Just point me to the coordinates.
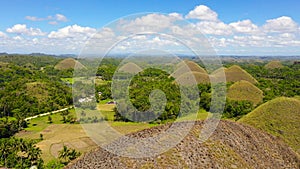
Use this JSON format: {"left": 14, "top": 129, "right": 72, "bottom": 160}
{"left": 25, "top": 106, "right": 73, "bottom": 121}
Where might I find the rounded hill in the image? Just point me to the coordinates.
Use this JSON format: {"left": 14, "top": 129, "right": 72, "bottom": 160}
{"left": 118, "top": 62, "right": 143, "bottom": 74}
{"left": 264, "top": 60, "right": 284, "bottom": 69}
{"left": 227, "top": 80, "right": 263, "bottom": 105}
{"left": 67, "top": 120, "right": 300, "bottom": 168}
{"left": 239, "top": 97, "right": 300, "bottom": 154}
{"left": 54, "top": 58, "right": 85, "bottom": 70}
{"left": 212, "top": 65, "right": 257, "bottom": 84}
{"left": 175, "top": 71, "right": 210, "bottom": 85}
{"left": 171, "top": 60, "right": 207, "bottom": 78}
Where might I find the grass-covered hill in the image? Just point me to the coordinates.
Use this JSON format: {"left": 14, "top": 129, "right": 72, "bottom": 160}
{"left": 239, "top": 97, "right": 300, "bottom": 154}
{"left": 212, "top": 65, "right": 258, "bottom": 84}
{"left": 54, "top": 58, "right": 86, "bottom": 70}
{"left": 227, "top": 80, "right": 263, "bottom": 105}
{"left": 264, "top": 60, "right": 284, "bottom": 69}
{"left": 171, "top": 60, "right": 207, "bottom": 78}
{"left": 118, "top": 62, "right": 142, "bottom": 74}
{"left": 176, "top": 71, "right": 210, "bottom": 85}
{"left": 67, "top": 120, "right": 300, "bottom": 168}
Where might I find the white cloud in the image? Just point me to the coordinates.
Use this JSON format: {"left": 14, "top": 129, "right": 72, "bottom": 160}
{"left": 25, "top": 16, "right": 43, "bottom": 21}
{"left": 55, "top": 14, "right": 68, "bottom": 22}
{"left": 229, "top": 20, "right": 260, "bottom": 34}
{"left": 0, "top": 31, "right": 7, "bottom": 38}
{"left": 48, "top": 24, "right": 97, "bottom": 39}
{"left": 3, "top": 5, "right": 300, "bottom": 55}
{"left": 118, "top": 13, "right": 182, "bottom": 33}
{"left": 196, "top": 21, "right": 232, "bottom": 35}
{"left": 25, "top": 14, "right": 68, "bottom": 24}
{"left": 263, "top": 16, "right": 298, "bottom": 33}
{"left": 6, "top": 24, "right": 46, "bottom": 36}
{"left": 186, "top": 5, "right": 218, "bottom": 21}
{"left": 13, "top": 36, "right": 23, "bottom": 40}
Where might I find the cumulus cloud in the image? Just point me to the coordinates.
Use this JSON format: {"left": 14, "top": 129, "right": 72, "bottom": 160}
{"left": 263, "top": 16, "right": 298, "bottom": 33}
{"left": 2, "top": 4, "right": 300, "bottom": 55}
{"left": 118, "top": 13, "right": 182, "bottom": 33}
{"left": 6, "top": 24, "right": 46, "bottom": 36}
{"left": 229, "top": 20, "right": 260, "bottom": 34}
{"left": 196, "top": 21, "right": 232, "bottom": 35}
{"left": 48, "top": 24, "right": 97, "bottom": 39}
{"left": 186, "top": 5, "right": 218, "bottom": 21}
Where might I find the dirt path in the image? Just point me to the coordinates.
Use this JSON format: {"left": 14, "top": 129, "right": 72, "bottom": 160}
{"left": 25, "top": 106, "right": 73, "bottom": 121}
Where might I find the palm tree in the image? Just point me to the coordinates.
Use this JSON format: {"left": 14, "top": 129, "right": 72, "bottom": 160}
{"left": 58, "top": 145, "right": 70, "bottom": 163}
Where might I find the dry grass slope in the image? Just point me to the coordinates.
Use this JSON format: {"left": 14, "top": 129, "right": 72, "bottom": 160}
{"left": 212, "top": 65, "right": 258, "bottom": 84}
{"left": 176, "top": 71, "right": 210, "bottom": 85}
{"left": 171, "top": 60, "right": 207, "bottom": 78}
{"left": 118, "top": 62, "right": 143, "bottom": 74}
{"left": 26, "top": 82, "right": 49, "bottom": 102}
{"left": 54, "top": 58, "right": 85, "bottom": 70}
{"left": 239, "top": 97, "right": 300, "bottom": 154}
{"left": 67, "top": 120, "right": 300, "bottom": 168}
{"left": 227, "top": 80, "right": 263, "bottom": 105}
{"left": 264, "top": 60, "right": 284, "bottom": 69}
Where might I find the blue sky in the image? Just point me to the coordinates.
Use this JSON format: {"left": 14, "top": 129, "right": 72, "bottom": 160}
{"left": 0, "top": 0, "right": 300, "bottom": 55}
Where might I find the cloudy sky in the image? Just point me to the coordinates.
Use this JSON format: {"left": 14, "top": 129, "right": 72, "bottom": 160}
{"left": 0, "top": 0, "right": 300, "bottom": 55}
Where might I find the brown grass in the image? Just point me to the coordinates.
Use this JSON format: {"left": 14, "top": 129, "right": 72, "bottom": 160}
{"left": 227, "top": 80, "right": 263, "bottom": 105}
{"left": 54, "top": 58, "right": 86, "bottom": 70}
{"left": 239, "top": 97, "right": 300, "bottom": 154}
{"left": 26, "top": 82, "right": 49, "bottom": 101}
{"left": 171, "top": 60, "right": 207, "bottom": 78}
{"left": 264, "top": 60, "right": 284, "bottom": 69}
{"left": 118, "top": 62, "right": 142, "bottom": 74}
{"left": 212, "top": 65, "right": 258, "bottom": 84}
{"left": 175, "top": 71, "right": 210, "bottom": 85}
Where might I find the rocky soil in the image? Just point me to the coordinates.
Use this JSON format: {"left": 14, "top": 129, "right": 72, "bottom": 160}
{"left": 66, "top": 120, "right": 300, "bottom": 169}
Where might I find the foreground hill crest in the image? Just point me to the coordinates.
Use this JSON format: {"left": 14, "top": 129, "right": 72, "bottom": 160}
{"left": 67, "top": 120, "right": 300, "bottom": 168}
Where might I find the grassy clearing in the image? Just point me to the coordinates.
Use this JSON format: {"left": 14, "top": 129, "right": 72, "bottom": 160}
{"left": 239, "top": 97, "right": 300, "bottom": 154}
{"left": 177, "top": 109, "right": 212, "bottom": 121}
{"left": 61, "top": 77, "right": 74, "bottom": 84}
{"left": 16, "top": 102, "right": 215, "bottom": 164}
{"left": 24, "top": 109, "right": 76, "bottom": 133}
